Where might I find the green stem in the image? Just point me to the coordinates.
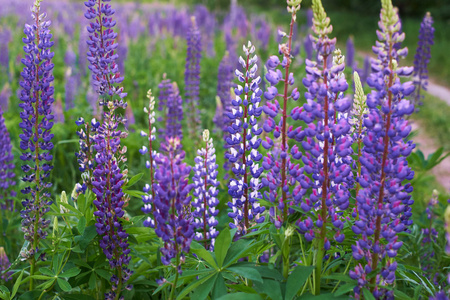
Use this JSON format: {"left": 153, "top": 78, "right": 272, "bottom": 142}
{"left": 314, "top": 239, "right": 325, "bottom": 295}
{"left": 169, "top": 252, "right": 180, "bottom": 300}
{"left": 282, "top": 234, "right": 291, "bottom": 279}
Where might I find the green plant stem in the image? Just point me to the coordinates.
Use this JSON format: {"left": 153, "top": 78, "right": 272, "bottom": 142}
{"left": 331, "top": 257, "right": 353, "bottom": 293}
{"left": 169, "top": 252, "right": 180, "bottom": 300}
{"left": 314, "top": 238, "right": 325, "bottom": 295}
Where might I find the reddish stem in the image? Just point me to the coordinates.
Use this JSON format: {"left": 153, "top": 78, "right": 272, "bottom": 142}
{"left": 280, "top": 15, "right": 295, "bottom": 223}
{"left": 370, "top": 39, "right": 394, "bottom": 291}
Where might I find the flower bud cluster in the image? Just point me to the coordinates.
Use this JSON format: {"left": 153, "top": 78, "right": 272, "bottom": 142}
{"left": 349, "top": 1, "right": 416, "bottom": 297}
{"left": 226, "top": 41, "right": 265, "bottom": 235}
{"left": 192, "top": 130, "right": 219, "bottom": 249}
{"left": 153, "top": 137, "right": 194, "bottom": 271}
{"left": 19, "top": 1, "right": 55, "bottom": 252}
{"left": 0, "top": 107, "right": 16, "bottom": 211}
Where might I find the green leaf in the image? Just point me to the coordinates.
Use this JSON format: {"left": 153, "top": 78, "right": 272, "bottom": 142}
{"left": 30, "top": 275, "right": 53, "bottom": 280}
{"left": 176, "top": 273, "right": 216, "bottom": 300}
{"left": 88, "top": 272, "right": 96, "bottom": 290}
{"left": 322, "top": 274, "right": 356, "bottom": 283}
{"left": 285, "top": 265, "right": 314, "bottom": 300}
{"left": 217, "top": 292, "right": 262, "bottom": 300}
{"left": 62, "top": 295, "right": 97, "bottom": 300}
{"left": 77, "top": 216, "right": 86, "bottom": 235}
{"left": 60, "top": 267, "right": 81, "bottom": 278}
{"left": 57, "top": 278, "right": 72, "bottom": 292}
{"left": 190, "top": 241, "right": 218, "bottom": 269}
{"left": 223, "top": 240, "right": 263, "bottom": 268}
{"left": 215, "top": 227, "right": 231, "bottom": 268}
{"left": 212, "top": 274, "right": 227, "bottom": 299}
{"left": 334, "top": 282, "right": 356, "bottom": 296}
{"left": 95, "top": 269, "right": 111, "bottom": 281}
{"left": 124, "top": 173, "right": 143, "bottom": 189}
{"left": 362, "top": 288, "right": 376, "bottom": 300}
{"left": 11, "top": 270, "right": 24, "bottom": 298}
{"left": 59, "top": 202, "right": 82, "bottom": 217}
{"left": 269, "top": 224, "right": 283, "bottom": 248}
{"left": 39, "top": 267, "right": 54, "bottom": 276}
{"left": 191, "top": 273, "right": 218, "bottom": 300}
{"left": 254, "top": 279, "right": 283, "bottom": 300}
{"left": 394, "top": 289, "right": 411, "bottom": 300}
{"left": 77, "top": 225, "right": 98, "bottom": 249}
{"left": 226, "top": 266, "right": 263, "bottom": 283}
{"left": 0, "top": 285, "right": 10, "bottom": 300}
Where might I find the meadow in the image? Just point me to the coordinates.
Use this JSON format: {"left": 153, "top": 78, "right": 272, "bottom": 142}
{"left": 0, "top": 0, "right": 449, "bottom": 299}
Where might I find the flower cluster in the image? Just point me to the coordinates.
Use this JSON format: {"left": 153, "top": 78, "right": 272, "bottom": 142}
{"left": 158, "top": 77, "right": 183, "bottom": 141}
{"left": 184, "top": 16, "right": 202, "bottom": 139}
{"left": 411, "top": 12, "right": 434, "bottom": 108}
{"left": 214, "top": 52, "right": 235, "bottom": 133}
{"left": 226, "top": 41, "right": 265, "bottom": 235}
{"left": 192, "top": 130, "right": 219, "bottom": 250}
{"left": 84, "top": 0, "right": 126, "bottom": 107}
{"left": 0, "top": 247, "right": 12, "bottom": 282}
{"left": 349, "top": 1, "right": 416, "bottom": 297}
{"left": 141, "top": 90, "right": 158, "bottom": 228}
{"left": 153, "top": 137, "right": 194, "bottom": 271}
{"left": 18, "top": 0, "right": 54, "bottom": 255}
{"left": 84, "top": 0, "right": 132, "bottom": 297}
{"left": 0, "top": 107, "right": 16, "bottom": 211}
{"left": 293, "top": 1, "right": 353, "bottom": 249}
{"left": 261, "top": 1, "right": 303, "bottom": 227}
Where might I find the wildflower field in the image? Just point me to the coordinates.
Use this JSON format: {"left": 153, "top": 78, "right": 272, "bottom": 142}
{"left": 0, "top": 0, "right": 449, "bottom": 299}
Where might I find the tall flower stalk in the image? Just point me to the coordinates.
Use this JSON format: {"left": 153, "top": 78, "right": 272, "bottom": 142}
{"left": 18, "top": 0, "right": 54, "bottom": 290}
{"left": 153, "top": 137, "right": 194, "bottom": 297}
{"left": 349, "top": 1, "right": 416, "bottom": 297}
{"left": 226, "top": 41, "right": 265, "bottom": 235}
{"left": 293, "top": 0, "right": 353, "bottom": 293}
{"left": 411, "top": 12, "right": 434, "bottom": 109}
{"left": 84, "top": 0, "right": 132, "bottom": 298}
{"left": 184, "top": 16, "right": 202, "bottom": 141}
{"left": 192, "top": 130, "right": 219, "bottom": 250}
{"left": 0, "top": 106, "right": 16, "bottom": 211}
{"left": 141, "top": 89, "right": 158, "bottom": 228}
{"left": 262, "top": 0, "right": 302, "bottom": 226}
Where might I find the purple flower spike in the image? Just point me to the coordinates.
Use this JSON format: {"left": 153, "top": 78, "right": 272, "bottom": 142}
{"left": 141, "top": 90, "right": 158, "bottom": 228}
{"left": 85, "top": 0, "right": 126, "bottom": 107}
{"left": 350, "top": 1, "right": 416, "bottom": 297}
{"left": 153, "top": 137, "right": 194, "bottom": 271}
{"left": 84, "top": 0, "right": 132, "bottom": 297}
{"left": 0, "top": 107, "right": 15, "bottom": 211}
{"left": 158, "top": 76, "right": 183, "bottom": 141}
{"left": 226, "top": 41, "right": 265, "bottom": 235}
{"left": 411, "top": 12, "right": 434, "bottom": 109}
{"left": 19, "top": 0, "right": 55, "bottom": 257}
{"left": 0, "top": 247, "right": 12, "bottom": 282}
{"left": 192, "top": 130, "right": 219, "bottom": 250}
{"left": 184, "top": 16, "right": 202, "bottom": 140}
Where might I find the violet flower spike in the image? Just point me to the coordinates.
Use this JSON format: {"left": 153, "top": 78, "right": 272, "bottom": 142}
{"left": 411, "top": 12, "right": 434, "bottom": 109}
{"left": 0, "top": 247, "right": 12, "bottom": 282}
{"left": 192, "top": 130, "right": 220, "bottom": 250}
{"left": 184, "top": 16, "right": 202, "bottom": 140}
{"left": 349, "top": 1, "right": 416, "bottom": 297}
{"left": 18, "top": 0, "right": 54, "bottom": 289}
{"left": 153, "top": 137, "right": 194, "bottom": 272}
{"left": 141, "top": 90, "right": 158, "bottom": 228}
{"left": 0, "top": 106, "right": 16, "bottom": 211}
{"left": 226, "top": 41, "right": 265, "bottom": 235}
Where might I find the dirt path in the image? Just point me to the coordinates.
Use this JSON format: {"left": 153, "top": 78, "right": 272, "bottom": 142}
{"left": 411, "top": 120, "right": 450, "bottom": 190}
{"left": 412, "top": 81, "right": 450, "bottom": 190}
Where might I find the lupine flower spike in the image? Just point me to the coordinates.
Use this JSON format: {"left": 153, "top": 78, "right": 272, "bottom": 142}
{"left": 349, "top": 1, "right": 416, "bottom": 298}
{"left": 84, "top": 0, "right": 132, "bottom": 298}
{"left": 153, "top": 137, "right": 194, "bottom": 272}
{"left": 184, "top": 16, "right": 202, "bottom": 141}
{"left": 0, "top": 107, "right": 16, "bottom": 211}
{"left": 411, "top": 12, "right": 434, "bottom": 109}
{"left": 141, "top": 90, "right": 158, "bottom": 228}
{"left": 18, "top": 0, "right": 54, "bottom": 289}
{"left": 262, "top": 0, "right": 303, "bottom": 228}
{"left": 226, "top": 41, "right": 265, "bottom": 235}
{"left": 352, "top": 71, "right": 368, "bottom": 212}
{"left": 292, "top": 0, "right": 353, "bottom": 293}
{"left": 0, "top": 247, "right": 12, "bottom": 282}
{"left": 192, "top": 130, "right": 219, "bottom": 250}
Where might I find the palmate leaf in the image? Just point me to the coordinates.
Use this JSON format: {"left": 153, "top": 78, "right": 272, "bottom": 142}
{"left": 217, "top": 292, "right": 263, "bottom": 300}
{"left": 215, "top": 227, "right": 232, "bottom": 269}
{"left": 254, "top": 278, "right": 283, "bottom": 300}
{"left": 223, "top": 239, "right": 264, "bottom": 268}
{"left": 226, "top": 266, "right": 263, "bottom": 283}
{"left": 176, "top": 272, "right": 217, "bottom": 300}
{"left": 57, "top": 278, "right": 72, "bottom": 292}
{"left": 190, "top": 242, "right": 218, "bottom": 269}
{"left": 284, "top": 265, "right": 314, "bottom": 300}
